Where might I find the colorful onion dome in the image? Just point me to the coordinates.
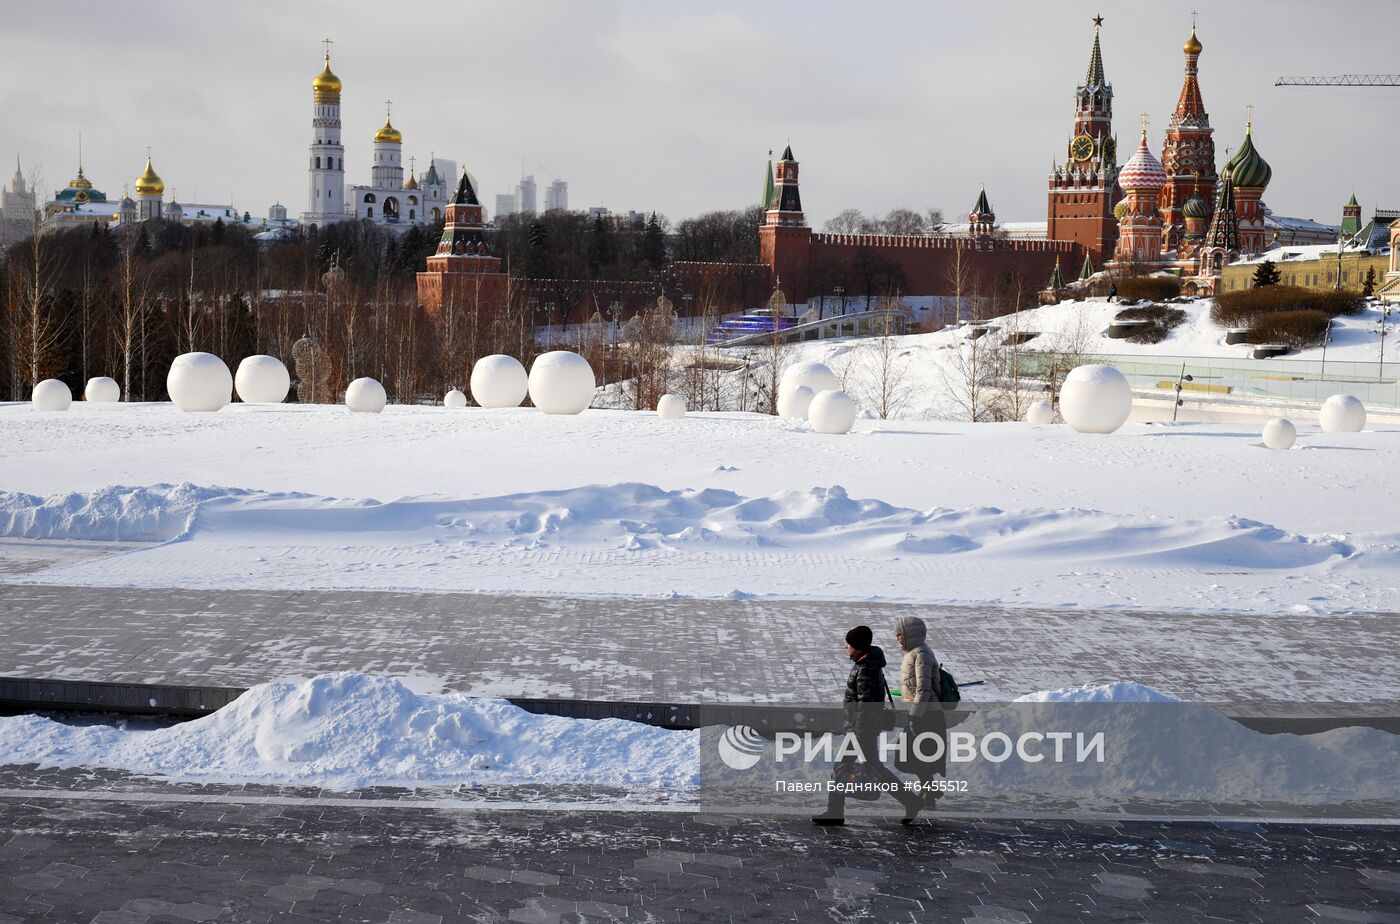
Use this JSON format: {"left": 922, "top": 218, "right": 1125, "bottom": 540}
{"left": 1183, "top": 194, "right": 1210, "bottom": 220}
{"left": 1118, "top": 133, "right": 1168, "bottom": 192}
{"left": 1225, "top": 124, "right": 1271, "bottom": 190}
{"left": 1114, "top": 199, "right": 1129, "bottom": 220}
{"left": 134, "top": 157, "right": 164, "bottom": 196}
{"left": 313, "top": 53, "right": 342, "bottom": 99}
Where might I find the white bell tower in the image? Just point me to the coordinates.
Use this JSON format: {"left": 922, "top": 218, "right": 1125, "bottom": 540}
{"left": 305, "top": 39, "right": 346, "bottom": 226}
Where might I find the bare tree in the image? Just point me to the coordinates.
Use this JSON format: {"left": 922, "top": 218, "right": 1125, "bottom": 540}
{"left": 859, "top": 303, "right": 913, "bottom": 419}
{"left": 10, "top": 167, "right": 67, "bottom": 389}
{"left": 823, "top": 209, "right": 867, "bottom": 234}
{"left": 945, "top": 242, "right": 973, "bottom": 323}
{"left": 113, "top": 231, "right": 151, "bottom": 401}
{"left": 939, "top": 307, "right": 999, "bottom": 423}
{"left": 754, "top": 329, "right": 793, "bottom": 415}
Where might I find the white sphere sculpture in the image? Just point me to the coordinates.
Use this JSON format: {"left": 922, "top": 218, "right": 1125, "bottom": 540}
{"left": 777, "top": 384, "right": 816, "bottom": 419}
{"left": 1262, "top": 417, "right": 1297, "bottom": 450}
{"left": 1025, "top": 400, "right": 1055, "bottom": 425}
{"left": 167, "top": 352, "right": 232, "bottom": 413}
{"left": 234, "top": 355, "right": 290, "bottom": 404}
{"left": 84, "top": 376, "right": 120, "bottom": 403}
{"left": 345, "top": 377, "right": 387, "bottom": 414}
{"left": 656, "top": 394, "right": 686, "bottom": 419}
{"left": 780, "top": 361, "right": 841, "bottom": 397}
{"left": 527, "top": 351, "right": 596, "bottom": 415}
{"left": 31, "top": 379, "right": 72, "bottom": 412}
{"left": 808, "top": 389, "right": 858, "bottom": 435}
{"left": 443, "top": 388, "right": 468, "bottom": 409}
{"left": 1319, "top": 394, "right": 1366, "bottom": 433}
{"left": 470, "top": 355, "right": 529, "bottom": 409}
{"left": 1059, "top": 364, "right": 1133, "bottom": 434}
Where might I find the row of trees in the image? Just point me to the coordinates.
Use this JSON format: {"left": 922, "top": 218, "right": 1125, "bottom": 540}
{"left": 823, "top": 207, "right": 947, "bottom": 236}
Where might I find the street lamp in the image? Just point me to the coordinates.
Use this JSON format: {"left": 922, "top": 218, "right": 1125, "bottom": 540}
{"left": 834, "top": 285, "right": 846, "bottom": 316}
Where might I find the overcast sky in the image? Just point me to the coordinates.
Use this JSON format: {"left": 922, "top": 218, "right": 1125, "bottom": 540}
{"left": 3, "top": 0, "right": 1396, "bottom": 229}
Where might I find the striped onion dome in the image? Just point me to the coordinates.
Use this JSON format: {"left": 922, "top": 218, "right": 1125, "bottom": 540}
{"left": 1225, "top": 125, "right": 1272, "bottom": 191}
{"left": 1118, "top": 134, "right": 1168, "bottom": 192}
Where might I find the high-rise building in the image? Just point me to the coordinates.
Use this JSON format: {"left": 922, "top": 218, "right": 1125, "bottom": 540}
{"left": 516, "top": 174, "right": 537, "bottom": 214}
{"left": 494, "top": 193, "right": 516, "bottom": 219}
{"left": 545, "top": 179, "right": 568, "bottom": 211}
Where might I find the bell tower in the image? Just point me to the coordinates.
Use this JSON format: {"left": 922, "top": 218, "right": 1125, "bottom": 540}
{"left": 305, "top": 39, "right": 346, "bottom": 227}
{"left": 1047, "top": 16, "right": 1120, "bottom": 263}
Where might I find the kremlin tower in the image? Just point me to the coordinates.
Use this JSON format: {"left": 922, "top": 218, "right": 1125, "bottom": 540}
{"left": 415, "top": 169, "right": 508, "bottom": 315}
{"left": 1046, "top": 17, "right": 1120, "bottom": 264}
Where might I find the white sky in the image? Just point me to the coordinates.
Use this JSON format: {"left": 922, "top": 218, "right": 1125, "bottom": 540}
{"left": 3, "top": 0, "right": 1395, "bottom": 227}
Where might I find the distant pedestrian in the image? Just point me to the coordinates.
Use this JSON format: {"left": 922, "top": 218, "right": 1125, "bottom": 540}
{"left": 894, "top": 615, "right": 947, "bottom": 807}
{"left": 812, "top": 625, "right": 924, "bottom": 826}
{"left": 1108, "top": 283, "right": 1119, "bottom": 303}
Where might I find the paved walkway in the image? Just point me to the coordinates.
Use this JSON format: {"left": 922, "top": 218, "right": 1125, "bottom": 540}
{"left": 4, "top": 582, "right": 1396, "bottom": 827}
{"left": 1, "top": 584, "right": 1398, "bottom": 707}
{"left": 1, "top": 768, "right": 1398, "bottom": 924}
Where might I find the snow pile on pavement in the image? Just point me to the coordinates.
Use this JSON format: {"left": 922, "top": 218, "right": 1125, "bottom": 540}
{"left": 0, "top": 673, "right": 698, "bottom": 789}
{"left": 0, "top": 483, "right": 256, "bottom": 542}
{"left": 1013, "top": 681, "right": 1184, "bottom": 703}
{"left": 962, "top": 682, "right": 1400, "bottom": 804}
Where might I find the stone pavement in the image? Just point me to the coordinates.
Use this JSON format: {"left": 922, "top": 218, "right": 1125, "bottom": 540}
{"left": 1, "top": 584, "right": 1398, "bottom": 707}
{"left": 1, "top": 767, "right": 1398, "bottom": 924}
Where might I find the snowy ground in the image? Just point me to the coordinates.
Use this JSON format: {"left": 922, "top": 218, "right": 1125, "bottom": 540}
{"left": 1, "top": 401, "right": 1398, "bottom": 613}
{"left": 753, "top": 297, "right": 1400, "bottom": 422}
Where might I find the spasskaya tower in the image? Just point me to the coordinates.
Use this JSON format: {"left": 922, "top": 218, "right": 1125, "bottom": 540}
{"left": 1046, "top": 16, "right": 1121, "bottom": 265}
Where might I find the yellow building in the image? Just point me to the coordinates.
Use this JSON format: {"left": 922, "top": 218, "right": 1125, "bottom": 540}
{"left": 1221, "top": 246, "right": 1389, "bottom": 293}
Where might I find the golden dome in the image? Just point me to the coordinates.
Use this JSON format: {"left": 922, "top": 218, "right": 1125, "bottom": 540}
{"left": 134, "top": 157, "right": 164, "bottom": 196}
{"left": 312, "top": 54, "right": 342, "bottom": 98}
{"left": 374, "top": 117, "right": 402, "bottom": 144}
{"left": 1183, "top": 26, "right": 1202, "bottom": 55}
{"left": 403, "top": 172, "right": 419, "bottom": 190}
{"left": 68, "top": 166, "right": 93, "bottom": 190}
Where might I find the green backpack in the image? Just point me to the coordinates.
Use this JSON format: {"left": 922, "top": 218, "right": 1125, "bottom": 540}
{"left": 938, "top": 667, "right": 961, "bottom": 704}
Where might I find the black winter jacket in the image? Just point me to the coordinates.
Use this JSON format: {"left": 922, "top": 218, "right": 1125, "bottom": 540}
{"left": 843, "top": 646, "right": 893, "bottom": 735}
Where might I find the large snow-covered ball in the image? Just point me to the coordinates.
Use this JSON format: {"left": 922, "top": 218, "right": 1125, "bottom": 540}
{"left": 234, "top": 355, "right": 290, "bottom": 404}
{"left": 1025, "top": 400, "right": 1055, "bottom": 425}
{"left": 1319, "top": 394, "right": 1366, "bottom": 433}
{"left": 84, "top": 376, "right": 120, "bottom": 403}
{"left": 345, "top": 377, "right": 387, "bottom": 413}
{"left": 469, "top": 354, "right": 529, "bottom": 409}
{"left": 443, "top": 388, "right": 468, "bottom": 409}
{"left": 1059, "top": 364, "right": 1132, "bottom": 434}
{"left": 656, "top": 394, "right": 686, "bottom": 419}
{"left": 808, "top": 389, "right": 858, "bottom": 435}
{"left": 167, "top": 352, "right": 232, "bottom": 412}
{"left": 1262, "top": 417, "right": 1297, "bottom": 450}
{"left": 528, "top": 350, "right": 595, "bottom": 415}
{"left": 31, "top": 379, "right": 72, "bottom": 412}
{"left": 778, "top": 384, "right": 816, "bottom": 419}
{"left": 780, "top": 361, "right": 841, "bottom": 397}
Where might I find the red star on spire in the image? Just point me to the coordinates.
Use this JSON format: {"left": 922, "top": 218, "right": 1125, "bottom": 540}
{"left": 1093, "top": 14, "right": 1104, "bottom": 27}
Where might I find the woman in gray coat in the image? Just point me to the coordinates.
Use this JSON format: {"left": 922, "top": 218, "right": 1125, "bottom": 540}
{"left": 894, "top": 615, "right": 947, "bottom": 804}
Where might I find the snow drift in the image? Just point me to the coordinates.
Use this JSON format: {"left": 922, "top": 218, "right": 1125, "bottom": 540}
{"left": 0, "top": 673, "right": 697, "bottom": 789}
{"left": 0, "top": 481, "right": 1355, "bottom": 569}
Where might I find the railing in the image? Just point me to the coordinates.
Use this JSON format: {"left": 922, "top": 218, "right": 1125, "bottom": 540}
{"left": 1019, "top": 351, "right": 1400, "bottom": 409}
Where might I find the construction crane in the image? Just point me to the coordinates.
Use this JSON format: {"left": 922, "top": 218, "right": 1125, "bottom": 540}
{"left": 1275, "top": 75, "right": 1400, "bottom": 87}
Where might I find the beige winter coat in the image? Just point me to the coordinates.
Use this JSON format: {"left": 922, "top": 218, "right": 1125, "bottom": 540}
{"left": 895, "top": 616, "right": 939, "bottom": 717}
